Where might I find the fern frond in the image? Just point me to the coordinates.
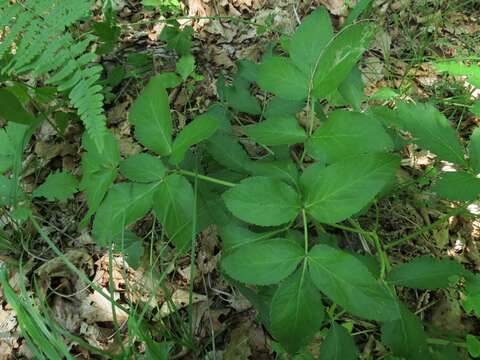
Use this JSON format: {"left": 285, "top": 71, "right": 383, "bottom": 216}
{"left": 0, "top": 0, "right": 107, "bottom": 150}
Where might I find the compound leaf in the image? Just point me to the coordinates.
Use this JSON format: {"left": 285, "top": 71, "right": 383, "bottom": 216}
{"left": 467, "top": 335, "right": 480, "bottom": 359}
{"left": 270, "top": 267, "right": 324, "bottom": 353}
{"left": 0, "top": 176, "right": 25, "bottom": 206}
{"left": 223, "top": 176, "right": 301, "bottom": 226}
{"left": 170, "top": 115, "right": 220, "bottom": 165}
{"left": 312, "top": 22, "right": 375, "bottom": 99}
{"left": 289, "top": 6, "right": 333, "bottom": 76}
{"left": 243, "top": 116, "right": 307, "bottom": 146}
{"left": 129, "top": 75, "right": 172, "bottom": 155}
{"left": 258, "top": 56, "right": 309, "bottom": 101}
{"left": 386, "top": 256, "right": 466, "bottom": 290}
{"left": 176, "top": 54, "right": 195, "bottom": 81}
{"left": 302, "top": 154, "right": 399, "bottom": 224}
{"left": 392, "top": 102, "right": 466, "bottom": 165}
{"left": 222, "top": 239, "right": 304, "bottom": 285}
{"left": 0, "top": 128, "right": 14, "bottom": 173}
{"left": 206, "top": 132, "right": 251, "bottom": 173}
{"left": 120, "top": 153, "right": 166, "bottom": 183}
{"left": 308, "top": 244, "right": 399, "bottom": 321}
{"left": 93, "top": 182, "right": 158, "bottom": 245}
{"left": 0, "top": 88, "right": 37, "bottom": 125}
{"left": 337, "top": 66, "right": 366, "bottom": 111}
{"left": 432, "top": 171, "right": 480, "bottom": 201}
{"left": 264, "top": 97, "right": 305, "bottom": 118}
{"left": 33, "top": 171, "right": 78, "bottom": 202}
{"left": 381, "top": 304, "right": 430, "bottom": 360}
{"left": 153, "top": 174, "right": 195, "bottom": 250}
{"left": 463, "top": 274, "right": 480, "bottom": 318}
{"left": 469, "top": 128, "right": 480, "bottom": 174}
{"left": 318, "top": 323, "right": 358, "bottom": 360}
{"left": 306, "top": 110, "right": 392, "bottom": 163}
{"left": 80, "top": 131, "right": 120, "bottom": 227}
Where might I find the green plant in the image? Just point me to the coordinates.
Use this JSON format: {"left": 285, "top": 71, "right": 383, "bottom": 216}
{"left": 0, "top": 0, "right": 107, "bottom": 149}
{"left": 2, "top": 4, "right": 480, "bottom": 359}
{"left": 77, "top": 7, "right": 480, "bottom": 357}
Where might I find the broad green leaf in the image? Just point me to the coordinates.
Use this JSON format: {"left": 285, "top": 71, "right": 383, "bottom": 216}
{"left": 223, "top": 176, "right": 301, "bottom": 226}
{"left": 4, "top": 122, "right": 33, "bottom": 175}
{"left": 432, "top": 171, "right": 480, "bottom": 201}
{"left": 471, "top": 101, "right": 480, "bottom": 116}
{"left": 196, "top": 188, "right": 234, "bottom": 229}
{"left": 469, "top": 127, "right": 480, "bottom": 174}
{"left": 160, "top": 25, "right": 193, "bottom": 56}
{"left": 467, "top": 335, "right": 480, "bottom": 358}
{"left": 386, "top": 256, "right": 466, "bottom": 290}
{"left": 33, "top": 172, "right": 79, "bottom": 201}
{"left": 170, "top": 115, "right": 220, "bottom": 165}
{"left": 435, "top": 62, "right": 480, "bottom": 88}
{"left": 308, "top": 245, "right": 399, "bottom": 321}
{"left": 218, "top": 223, "right": 270, "bottom": 251}
{"left": 115, "top": 231, "right": 144, "bottom": 269}
{"left": 337, "top": 67, "right": 365, "bottom": 110}
{"left": 270, "top": 268, "right": 324, "bottom": 353}
{"left": 80, "top": 131, "right": 120, "bottom": 227}
{"left": 206, "top": 132, "right": 251, "bottom": 173}
{"left": 129, "top": 75, "right": 172, "bottom": 155}
{"left": 151, "top": 73, "right": 182, "bottom": 88}
{"left": 176, "top": 54, "right": 195, "bottom": 80}
{"left": 0, "top": 88, "right": 38, "bottom": 125}
{"left": 306, "top": 110, "right": 393, "bottom": 163}
{"left": 153, "top": 174, "right": 195, "bottom": 250}
{"left": 264, "top": 97, "right": 305, "bottom": 118}
{"left": 258, "top": 56, "right": 309, "bottom": 101}
{"left": 93, "top": 182, "right": 158, "bottom": 245}
{"left": 302, "top": 154, "right": 399, "bottom": 224}
{"left": 224, "top": 84, "right": 261, "bottom": 115}
{"left": 120, "top": 153, "right": 166, "bottom": 183}
{"left": 246, "top": 159, "right": 299, "bottom": 185}
{"left": 392, "top": 102, "right": 466, "bottom": 165}
{"left": 236, "top": 59, "right": 259, "bottom": 83}
{"left": 370, "top": 87, "right": 400, "bottom": 101}
{"left": 222, "top": 239, "right": 304, "bottom": 285}
{"left": 431, "top": 346, "right": 464, "bottom": 360}
{"left": 82, "top": 131, "right": 120, "bottom": 171}
{"left": 221, "top": 68, "right": 261, "bottom": 115}
{"left": 0, "top": 176, "right": 25, "bottom": 206}
{"left": 312, "top": 22, "right": 375, "bottom": 99}
{"left": 463, "top": 274, "right": 480, "bottom": 318}
{"left": 344, "top": 0, "right": 374, "bottom": 26}
{"left": 289, "top": 7, "right": 333, "bottom": 76}
{"left": 0, "top": 128, "right": 13, "bottom": 173}
{"left": 381, "top": 304, "right": 430, "bottom": 360}
{"left": 318, "top": 323, "right": 358, "bottom": 360}
{"left": 243, "top": 116, "right": 307, "bottom": 146}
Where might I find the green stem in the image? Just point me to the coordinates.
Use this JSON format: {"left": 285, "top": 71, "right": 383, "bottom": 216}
{"left": 372, "top": 232, "right": 388, "bottom": 278}
{"left": 308, "top": 97, "right": 317, "bottom": 136}
{"left": 384, "top": 206, "right": 467, "bottom": 249}
{"left": 302, "top": 209, "right": 309, "bottom": 255}
{"left": 175, "top": 169, "right": 236, "bottom": 187}
{"left": 427, "top": 338, "right": 467, "bottom": 348}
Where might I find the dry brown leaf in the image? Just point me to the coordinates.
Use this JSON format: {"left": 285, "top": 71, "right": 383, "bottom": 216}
{"left": 81, "top": 289, "right": 129, "bottom": 323}
{"left": 319, "top": 0, "right": 355, "bottom": 16}
{"left": 159, "top": 289, "right": 207, "bottom": 317}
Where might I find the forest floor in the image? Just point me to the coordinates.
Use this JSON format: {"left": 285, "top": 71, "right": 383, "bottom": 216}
{"left": 1, "top": 0, "right": 480, "bottom": 359}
